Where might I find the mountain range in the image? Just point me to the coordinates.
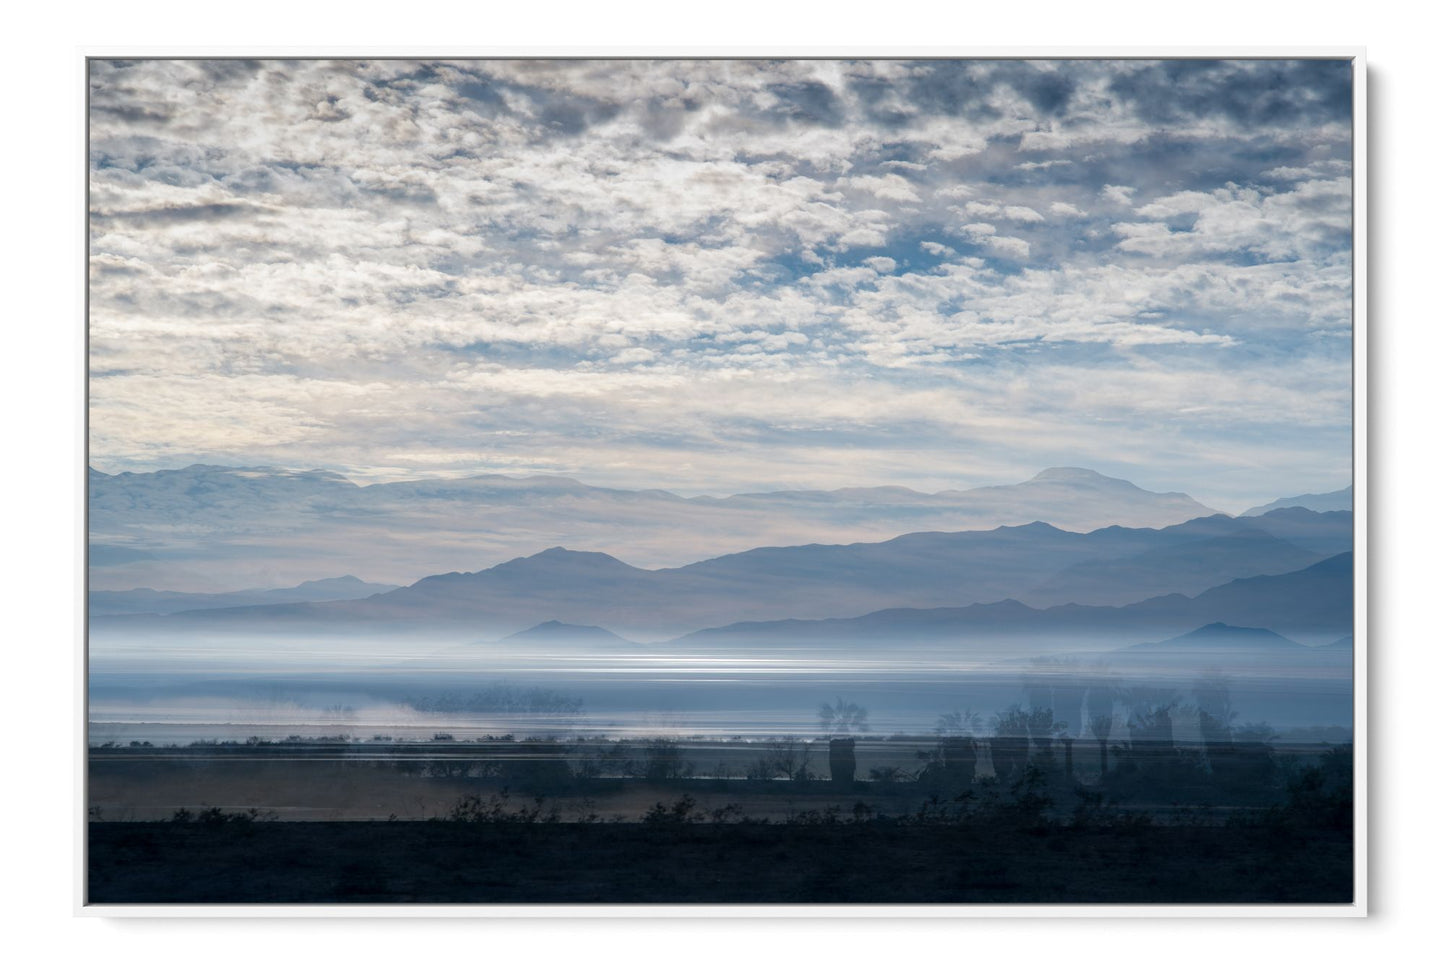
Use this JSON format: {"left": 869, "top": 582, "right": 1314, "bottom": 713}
{"left": 1242, "top": 485, "right": 1353, "bottom": 516}
{"left": 1125, "top": 622, "right": 1312, "bottom": 653}
{"left": 88, "top": 575, "right": 399, "bottom": 617}
{"left": 675, "top": 553, "right": 1353, "bottom": 652}
{"left": 88, "top": 464, "right": 1219, "bottom": 592}
{"left": 92, "top": 507, "right": 1352, "bottom": 646}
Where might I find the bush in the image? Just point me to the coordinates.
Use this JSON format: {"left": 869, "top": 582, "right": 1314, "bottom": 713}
{"left": 442, "top": 791, "right": 559, "bottom": 824}
{"left": 642, "top": 795, "right": 705, "bottom": 825}
{"left": 641, "top": 739, "right": 694, "bottom": 781}
{"left": 170, "top": 807, "right": 273, "bottom": 826}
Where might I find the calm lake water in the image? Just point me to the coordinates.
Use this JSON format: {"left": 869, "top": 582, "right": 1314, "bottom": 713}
{"left": 88, "top": 636, "right": 1353, "bottom": 746}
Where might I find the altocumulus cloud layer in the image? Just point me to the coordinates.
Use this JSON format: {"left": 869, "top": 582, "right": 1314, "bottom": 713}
{"left": 88, "top": 59, "right": 1353, "bottom": 509}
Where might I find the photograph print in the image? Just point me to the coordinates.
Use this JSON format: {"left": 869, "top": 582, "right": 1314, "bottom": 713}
{"left": 85, "top": 56, "right": 1360, "bottom": 908}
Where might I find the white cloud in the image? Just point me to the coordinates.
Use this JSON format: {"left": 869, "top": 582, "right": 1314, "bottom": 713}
{"left": 86, "top": 58, "right": 1355, "bottom": 513}
{"left": 835, "top": 226, "right": 890, "bottom": 248}
{"left": 1002, "top": 205, "right": 1045, "bottom": 223}
{"left": 1120, "top": 179, "right": 1352, "bottom": 261}
{"left": 845, "top": 173, "right": 922, "bottom": 203}
{"left": 1100, "top": 184, "right": 1137, "bottom": 205}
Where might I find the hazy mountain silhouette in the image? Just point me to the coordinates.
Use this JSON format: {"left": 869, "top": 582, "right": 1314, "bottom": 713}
{"left": 88, "top": 463, "right": 1221, "bottom": 591}
{"left": 1214, "top": 507, "right": 1353, "bottom": 555}
{"left": 94, "top": 514, "right": 1351, "bottom": 642}
{"left": 1071, "top": 621, "right": 1352, "bottom": 677}
{"left": 672, "top": 508, "right": 1349, "bottom": 611}
{"left": 1242, "top": 485, "right": 1352, "bottom": 516}
{"left": 1125, "top": 622, "right": 1307, "bottom": 652}
{"left": 1185, "top": 551, "right": 1353, "bottom": 637}
{"left": 706, "top": 467, "right": 1216, "bottom": 534}
{"left": 499, "top": 620, "right": 635, "bottom": 648}
{"left": 1022, "top": 530, "right": 1323, "bottom": 606}
{"left": 88, "top": 574, "right": 400, "bottom": 616}
{"left": 674, "top": 553, "right": 1354, "bottom": 651}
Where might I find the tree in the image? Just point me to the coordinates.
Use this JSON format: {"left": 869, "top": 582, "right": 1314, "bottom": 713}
{"left": 869, "top": 765, "right": 911, "bottom": 783}
{"left": 990, "top": 705, "right": 1033, "bottom": 781}
{"left": 641, "top": 738, "right": 693, "bottom": 781}
{"left": 817, "top": 699, "right": 868, "bottom": 785}
{"left": 817, "top": 698, "right": 870, "bottom": 736}
{"left": 934, "top": 709, "right": 981, "bottom": 738}
{"left": 748, "top": 738, "right": 808, "bottom": 781}
{"left": 827, "top": 737, "right": 856, "bottom": 785}
{"left": 1193, "top": 670, "right": 1237, "bottom": 752}
{"left": 919, "top": 709, "right": 981, "bottom": 790}
{"left": 1128, "top": 703, "right": 1177, "bottom": 747}
{"left": 1088, "top": 712, "right": 1114, "bottom": 776}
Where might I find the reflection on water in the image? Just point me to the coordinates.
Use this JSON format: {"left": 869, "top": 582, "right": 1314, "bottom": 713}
{"left": 90, "top": 665, "right": 1353, "bottom": 748}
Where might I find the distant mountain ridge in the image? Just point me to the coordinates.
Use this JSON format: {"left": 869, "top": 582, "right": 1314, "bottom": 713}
{"left": 500, "top": 620, "right": 634, "bottom": 648}
{"left": 1243, "top": 485, "right": 1352, "bottom": 516}
{"left": 1126, "top": 622, "right": 1307, "bottom": 652}
{"left": 93, "top": 511, "right": 1352, "bottom": 645}
{"left": 88, "top": 575, "right": 401, "bottom": 616}
{"left": 88, "top": 464, "right": 1220, "bottom": 591}
{"left": 674, "top": 553, "right": 1353, "bottom": 651}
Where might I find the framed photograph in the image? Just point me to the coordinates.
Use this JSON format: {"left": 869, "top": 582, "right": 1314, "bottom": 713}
{"left": 83, "top": 53, "right": 1363, "bottom": 914}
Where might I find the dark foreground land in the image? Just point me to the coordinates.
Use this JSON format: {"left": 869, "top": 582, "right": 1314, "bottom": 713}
{"left": 86, "top": 732, "right": 1356, "bottom": 904}
{"left": 88, "top": 819, "right": 1352, "bottom": 904}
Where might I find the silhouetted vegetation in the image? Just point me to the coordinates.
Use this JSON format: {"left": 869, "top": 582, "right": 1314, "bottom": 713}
{"left": 641, "top": 738, "right": 694, "bottom": 781}
{"left": 440, "top": 790, "right": 560, "bottom": 824}
{"left": 87, "top": 713, "right": 1354, "bottom": 904}
{"left": 745, "top": 737, "right": 816, "bottom": 782}
{"left": 170, "top": 806, "right": 274, "bottom": 826}
{"left": 88, "top": 720, "right": 1352, "bottom": 815}
{"left": 641, "top": 794, "right": 705, "bottom": 825}
{"left": 817, "top": 698, "right": 870, "bottom": 736}
{"left": 89, "top": 799, "right": 1352, "bottom": 904}
{"left": 88, "top": 661, "right": 1353, "bottom": 904}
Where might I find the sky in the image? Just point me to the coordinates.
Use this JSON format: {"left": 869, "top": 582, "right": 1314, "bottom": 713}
{"left": 87, "top": 59, "right": 1354, "bottom": 512}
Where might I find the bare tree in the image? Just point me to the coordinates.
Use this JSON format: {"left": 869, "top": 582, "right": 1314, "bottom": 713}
{"left": 749, "top": 738, "right": 806, "bottom": 781}
{"left": 934, "top": 709, "right": 981, "bottom": 738}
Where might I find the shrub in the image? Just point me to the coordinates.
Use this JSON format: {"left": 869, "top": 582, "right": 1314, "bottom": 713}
{"left": 442, "top": 791, "right": 559, "bottom": 824}
{"left": 641, "top": 794, "right": 704, "bottom": 825}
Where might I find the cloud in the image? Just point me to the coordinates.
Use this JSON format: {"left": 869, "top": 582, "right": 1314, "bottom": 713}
{"left": 1100, "top": 184, "right": 1137, "bottom": 205}
{"left": 1118, "top": 179, "right": 1352, "bottom": 261}
{"left": 962, "top": 201, "right": 1044, "bottom": 222}
{"left": 845, "top": 173, "right": 922, "bottom": 203}
{"left": 87, "top": 58, "right": 1355, "bottom": 513}
{"left": 1106, "top": 60, "right": 1352, "bottom": 128}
